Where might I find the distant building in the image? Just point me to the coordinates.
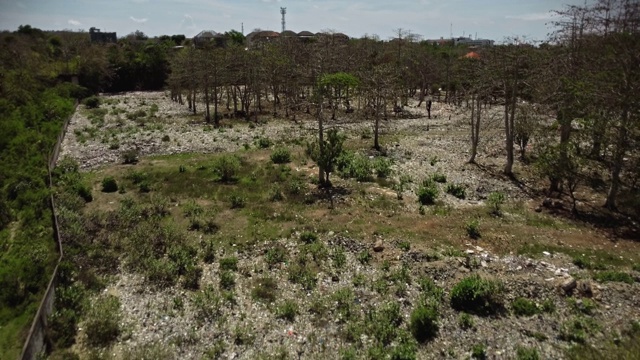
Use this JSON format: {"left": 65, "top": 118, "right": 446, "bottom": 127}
{"left": 452, "top": 36, "right": 494, "bottom": 47}
{"left": 89, "top": 27, "right": 117, "bottom": 43}
{"left": 246, "top": 30, "right": 280, "bottom": 47}
{"left": 193, "top": 30, "right": 226, "bottom": 48}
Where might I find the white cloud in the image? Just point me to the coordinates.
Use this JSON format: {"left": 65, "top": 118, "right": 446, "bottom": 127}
{"left": 505, "top": 12, "right": 556, "bottom": 21}
{"left": 68, "top": 19, "right": 82, "bottom": 26}
{"left": 180, "top": 14, "right": 196, "bottom": 30}
{"left": 130, "top": 16, "right": 148, "bottom": 23}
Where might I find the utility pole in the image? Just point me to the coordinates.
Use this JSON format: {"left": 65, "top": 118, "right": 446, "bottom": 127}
{"left": 280, "top": 7, "right": 287, "bottom": 33}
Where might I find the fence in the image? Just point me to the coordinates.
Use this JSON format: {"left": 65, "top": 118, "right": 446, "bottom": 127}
{"left": 19, "top": 102, "right": 76, "bottom": 360}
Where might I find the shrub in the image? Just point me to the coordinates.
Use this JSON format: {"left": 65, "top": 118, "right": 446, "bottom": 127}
{"left": 418, "top": 277, "right": 444, "bottom": 301}
{"left": 83, "top": 96, "right": 100, "bottom": 109}
{"left": 373, "top": 157, "right": 393, "bottom": 178}
{"left": 450, "top": 274, "right": 503, "bottom": 315}
{"left": 101, "top": 177, "right": 118, "bottom": 193}
{"left": 146, "top": 258, "right": 178, "bottom": 287}
{"left": 219, "top": 270, "right": 235, "bottom": 289}
{"left": 332, "top": 246, "right": 347, "bottom": 269}
{"left": 252, "top": 276, "right": 278, "bottom": 303}
{"left": 76, "top": 183, "right": 93, "bottom": 202}
{"left": 432, "top": 173, "right": 447, "bottom": 183}
{"left": 213, "top": 155, "right": 240, "bottom": 182}
{"left": 161, "top": 134, "right": 170, "bottom": 142}
{"left": 487, "top": 191, "right": 505, "bottom": 216}
{"left": 122, "top": 149, "right": 139, "bottom": 164}
{"left": 183, "top": 265, "right": 202, "bottom": 290}
{"left": 84, "top": 295, "right": 121, "bottom": 346}
{"left": 288, "top": 260, "right": 316, "bottom": 290}
{"left": 275, "top": 300, "right": 299, "bottom": 322}
{"left": 471, "top": 343, "right": 487, "bottom": 360}
{"left": 265, "top": 246, "right": 287, "bottom": 267}
{"left": 409, "top": 303, "right": 439, "bottom": 342}
{"left": 271, "top": 147, "right": 291, "bottom": 164}
{"left": 512, "top": 297, "right": 540, "bottom": 317}
{"left": 593, "top": 270, "right": 634, "bottom": 284}
{"left": 300, "top": 231, "right": 318, "bottom": 244}
{"left": 446, "top": 183, "right": 466, "bottom": 199}
{"left": 138, "top": 180, "right": 151, "bottom": 193}
{"left": 229, "top": 194, "right": 246, "bottom": 209}
{"left": 219, "top": 256, "right": 238, "bottom": 271}
{"left": 429, "top": 156, "right": 439, "bottom": 166}
{"left": 357, "top": 249, "right": 372, "bottom": 265}
{"left": 417, "top": 181, "right": 438, "bottom": 205}
{"left": 257, "top": 137, "right": 271, "bottom": 148}
{"left": 516, "top": 346, "right": 540, "bottom": 360}
{"left": 466, "top": 219, "right": 481, "bottom": 239}
{"left": 459, "top": 312, "right": 474, "bottom": 330}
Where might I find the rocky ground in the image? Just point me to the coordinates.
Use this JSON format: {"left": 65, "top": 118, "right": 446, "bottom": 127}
{"left": 59, "top": 92, "right": 639, "bottom": 359}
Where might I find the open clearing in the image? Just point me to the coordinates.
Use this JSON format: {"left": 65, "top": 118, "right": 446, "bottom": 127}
{"left": 52, "top": 92, "right": 640, "bottom": 360}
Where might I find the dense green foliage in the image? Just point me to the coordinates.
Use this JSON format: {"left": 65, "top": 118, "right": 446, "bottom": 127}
{"left": 0, "top": 26, "right": 80, "bottom": 356}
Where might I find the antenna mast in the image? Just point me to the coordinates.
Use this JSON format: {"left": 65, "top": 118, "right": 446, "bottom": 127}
{"left": 280, "top": 7, "right": 287, "bottom": 33}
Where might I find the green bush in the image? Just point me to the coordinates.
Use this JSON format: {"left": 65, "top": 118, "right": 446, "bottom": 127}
{"left": 300, "top": 231, "right": 318, "bottom": 244}
{"left": 219, "top": 270, "right": 235, "bottom": 289}
{"left": 458, "top": 312, "right": 474, "bottom": 330}
{"left": 357, "top": 249, "right": 372, "bottom": 265}
{"left": 417, "top": 181, "right": 438, "bottom": 205}
{"left": 101, "top": 177, "right": 118, "bottom": 193}
{"left": 76, "top": 183, "right": 93, "bottom": 202}
{"left": 229, "top": 194, "right": 246, "bottom": 209}
{"left": 83, "top": 96, "right": 100, "bottom": 109}
{"left": 512, "top": 297, "right": 540, "bottom": 316}
{"left": 122, "top": 149, "right": 139, "bottom": 164}
{"left": 251, "top": 276, "right": 278, "bottom": 303}
{"left": 84, "top": 295, "right": 122, "bottom": 346}
{"left": 471, "top": 343, "right": 487, "bottom": 359}
{"left": 275, "top": 300, "right": 299, "bottom": 322}
{"left": 466, "top": 219, "right": 481, "bottom": 239}
{"left": 213, "top": 155, "right": 240, "bottom": 182}
{"left": 271, "top": 147, "right": 291, "bottom": 164}
{"left": 182, "top": 265, "right": 202, "bottom": 290}
{"left": 487, "top": 191, "right": 505, "bottom": 216}
{"left": 432, "top": 173, "right": 447, "bottom": 183}
{"left": 373, "top": 157, "right": 393, "bottom": 178}
{"left": 516, "top": 346, "right": 540, "bottom": 360}
{"left": 265, "top": 246, "right": 287, "bottom": 267}
{"left": 219, "top": 256, "right": 238, "bottom": 271}
{"left": 257, "top": 137, "right": 272, "bottom": 148}
{"left": 409, "top": 303, "right": 439, "bottom": 342}
{"left": 446, "top": 183, "right": 466, "bottom": 199}
{"left": 450, "top": 274, "right": 503, "bottom": 315}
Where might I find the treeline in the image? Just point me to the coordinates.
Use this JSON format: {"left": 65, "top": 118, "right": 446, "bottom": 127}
{"left": 167, "top": 0, "right": 639, "bottom": 214}
{"left": 0, "top": 25, "right": 80, "bottom": 356}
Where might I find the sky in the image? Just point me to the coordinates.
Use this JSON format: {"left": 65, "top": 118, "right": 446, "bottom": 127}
{"left": 0, "top": 0, "right": 587, "bottom": 42}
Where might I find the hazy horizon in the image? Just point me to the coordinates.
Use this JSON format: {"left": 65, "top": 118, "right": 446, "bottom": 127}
{"left": 1, "top": 0, "right": 585, "bottom": 42}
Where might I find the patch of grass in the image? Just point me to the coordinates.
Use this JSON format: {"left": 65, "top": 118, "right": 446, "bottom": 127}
{"left": 471, "top": 343, "right": 487, "bottom": 360}
{"left": 219, "top": 256, "right": 238, "bottom": 271}
{"left": 459, "top": 312, "right": 474, "bottom": 330}
{"left": 409, "top": 302, "right": 439, "bottom": 343}
{"left": 432, "top": 173, "right": 447, "bottom": 183}
{"left": 593, "top": 270, "right": 634, "bottom": 284}
{"left": 265, "top": 246, "right": 287, "bottom": 267}
{"left": 417, "top": 180, "right": 439, "bottom": 205}
{"left": 450, "top": 274, "right": 503, "bottom": 315}
{"left": 84, "top": 295, "right": 121, "bottom": 347}
{"left": 516, "top": 346, "right": 540, "bottom": 360}
{"left": 512, "top": 297, "right": 540, "bottom": 317}
{"left": 299, "top": 231, "right": 318, "bottom": 244}
{"left": 357, "top": 249, "right": 372, "bottom": 265}
{"left": 446, "top": 183, "right": 466, "bottom": 199}
{"left": 332, "top": 246, "right": 347, "bottom": 269}
{"left": 251, "top": 276, "right": 278, "bottom": 303}
{"left": 373, "top": 157, "right": 392, "bottom": 178}
{"left": 219, "top": 270, "right": 235, "bottom": 290}
{"left": 487, "top": 191, "right": 505, "bottom": 216}
{"left": 568, "top": 297, "right": 597, "bottom": 316}
{"left": 398, "top": 240, "right": 411, "bottom": 251}
{"left": 559, "top": 317, "right": 600, "bottom": 344}
{"left": 466, "top": 219, "right": 481, "bottom": 239}
{"left": 275, "top": 299, "right": 299, "bottom": 322}
{"left": 418, "top": 277, "right": 444, "bottom": 301}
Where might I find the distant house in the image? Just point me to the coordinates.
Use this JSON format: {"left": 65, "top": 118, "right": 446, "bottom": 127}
{"left": 246, "top": 30, "right": 280, "bottom": 47}
{"left": 89, "top": 27, "right": 117, "bottom": 43}
{"left": 453, "top": 36, "right": 494, "bottom": 47}
{"left": 193, "top": 30, "right": 226, "bottom": 48}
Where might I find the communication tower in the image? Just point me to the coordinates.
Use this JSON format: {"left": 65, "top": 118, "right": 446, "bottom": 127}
{"left": 281, "top": 7, "right": 287, "bottom": 33}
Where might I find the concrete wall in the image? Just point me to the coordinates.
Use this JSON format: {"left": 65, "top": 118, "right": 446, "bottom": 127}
{"left": 19, "top": 102, "right": 76, "bottom": 360}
